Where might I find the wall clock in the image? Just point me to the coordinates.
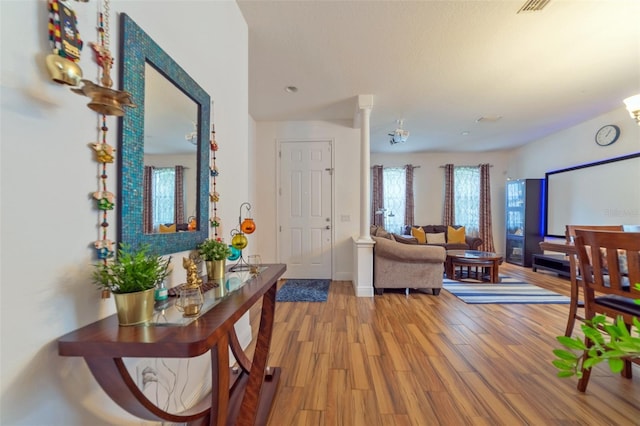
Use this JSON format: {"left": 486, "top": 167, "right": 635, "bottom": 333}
{"left": 595, "top": 124, "right": 620, "bottom": 146}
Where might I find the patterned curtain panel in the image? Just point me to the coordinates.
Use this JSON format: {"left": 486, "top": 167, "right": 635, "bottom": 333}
{"left": 371, "top": 165, "right": 384, "bottom": 226}
{"left": 404, "top": 164, "right": 415, "bottom": 228}
{"left": 143, "top": 166, "right": 153, "bottom": 234}
{"left": 454, "top": 166, "right": 480, "bottom": 237}
{"left": 443, "top": 164, "right": 455, "bottom": 226}
{"left": 174, "top": 165, "right": 185, "bottom": 225}
{"left": 479, "top": 163, "right": 495, "bottom": 252}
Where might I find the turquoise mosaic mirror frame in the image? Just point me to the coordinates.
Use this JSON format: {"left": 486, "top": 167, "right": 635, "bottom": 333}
{"left": 118, "top": 13, "right": 210, "bottom": 254}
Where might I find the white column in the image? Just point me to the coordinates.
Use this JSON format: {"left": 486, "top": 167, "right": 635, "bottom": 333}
{"left": 353, "top": 95, "right": 374, "bottom": 297}
{"left": 358, "top": 95, "right": 373, "bottom": 240}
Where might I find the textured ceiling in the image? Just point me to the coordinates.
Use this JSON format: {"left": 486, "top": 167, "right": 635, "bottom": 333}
{"left": 237, "top": 0, "right": 640, "bottom": 153}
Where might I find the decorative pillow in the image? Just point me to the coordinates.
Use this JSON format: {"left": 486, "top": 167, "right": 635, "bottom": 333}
{"left": 426, "top": 232, "right": 446, "bottom": 244}
{"left": 411, "top": 227, "right": 427, "bottom": 244}
{"left": 376, "top": 227, "right": 392, "bottom": 239}
{"left": 159, "top": 224, "right": 176, "bottom": 233}
{"left": 447, "top": 226, "right": 466, "bottom": 244}
{"left": 392, "top": 233, "right": 419, "bottom": 244}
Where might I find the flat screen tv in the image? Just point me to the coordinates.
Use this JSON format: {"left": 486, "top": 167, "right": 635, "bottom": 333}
{"left": 544, "top": 152, "right": 640, "bottom": 238}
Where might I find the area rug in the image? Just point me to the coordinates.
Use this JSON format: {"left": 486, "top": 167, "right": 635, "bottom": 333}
{"left": 276, "top": 279, "right": 330, "bottom": 302}
{"left": 443, "top": 276, "right": 571, "bottom": 304}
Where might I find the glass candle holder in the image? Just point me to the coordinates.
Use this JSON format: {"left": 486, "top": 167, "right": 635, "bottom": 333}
{"left": 175, "top": 287, "right": 204, "bottom": 317}
{"left": 247, "top": 254, "right": 262, "bottom": 275}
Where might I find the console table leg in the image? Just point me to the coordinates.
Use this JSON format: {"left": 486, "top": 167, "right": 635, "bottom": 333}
{"left": 235, "top": 285, "right": 277, "bottom": 426}
{"left": 210, "top": 335, "right": 230, "bottom": 426}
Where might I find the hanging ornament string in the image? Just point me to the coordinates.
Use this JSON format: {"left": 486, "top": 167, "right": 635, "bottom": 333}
{"left": 90, "top": 0, "right": 116, "bottom": 299}
{"left": 210, "top": 121, "right": 221, "bottom": 239}
{"left": 100, "top": 0, "right": 110, "bottom": 52}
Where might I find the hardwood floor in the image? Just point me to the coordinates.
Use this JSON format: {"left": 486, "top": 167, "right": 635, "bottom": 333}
{"left": 248, "top": 263, "right": 640, "bottom": 425}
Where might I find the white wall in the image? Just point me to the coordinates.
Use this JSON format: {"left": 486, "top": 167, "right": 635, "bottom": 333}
{"left": 253, "top": 120, "right": 361, "bottom": 281}
{"left": 370, "top": 151, "right": 512, "bottom": 256}
{"left": 509, "top": 106, "right": 640, "bottom": 238}
{"left": 0, "top": 1, "right": 248, "bottom": 424}
{"left": 508, "top": 106, "right": 640, "bottom": 180}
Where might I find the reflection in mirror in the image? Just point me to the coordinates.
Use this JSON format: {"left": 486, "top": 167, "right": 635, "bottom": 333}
{"left": 144, "top": 64, "right": 198, "bottom": 234}
{"left": 119, "top": 13, "right": 210, "bottom": 255}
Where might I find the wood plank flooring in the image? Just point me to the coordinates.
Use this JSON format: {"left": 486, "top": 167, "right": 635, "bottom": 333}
{"left": 248, "top": 264, "right": 640, "bottom": 425}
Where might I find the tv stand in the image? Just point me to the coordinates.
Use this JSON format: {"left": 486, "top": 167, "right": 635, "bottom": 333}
{"left": 532, "top": 253, "right": 571, "bottom": 278}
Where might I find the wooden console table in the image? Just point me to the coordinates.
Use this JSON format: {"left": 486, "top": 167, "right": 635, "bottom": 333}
{"left": 58, "top": 263, "right": 286, "bottom": 426}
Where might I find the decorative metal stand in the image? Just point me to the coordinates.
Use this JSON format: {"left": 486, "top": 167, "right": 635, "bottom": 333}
{"left": 229, "top": 202, "right": 256, "bottom": 272}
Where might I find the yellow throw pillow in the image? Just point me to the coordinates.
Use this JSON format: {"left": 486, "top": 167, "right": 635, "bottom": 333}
{"left": 411, "top": 227, "right": 426, "bottom": 244}
{"left": 447, "top": 226, "right": 466, "bottom": 244}
{"left": 426, "top": 232, "right": 446, "bottom": 244}
{"left": 159, "top": 224, "right": 176, "bottom": 233}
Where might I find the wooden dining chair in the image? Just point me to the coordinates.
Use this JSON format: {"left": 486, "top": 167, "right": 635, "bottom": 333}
{"left": 573, "top": 229, "right": 640, "bottom": 392}
{"left": 564, "top": 225, "right": 623, "bottom": 337}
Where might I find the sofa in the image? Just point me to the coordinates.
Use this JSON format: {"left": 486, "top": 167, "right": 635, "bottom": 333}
{"left": 402, "top": 225, "right": 483, "bottom": 250}
{"left": 372, "top": 235, "right": 446, "bottom": 295}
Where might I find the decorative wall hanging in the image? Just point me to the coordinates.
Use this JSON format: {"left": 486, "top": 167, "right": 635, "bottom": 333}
{"left": 46, "top": 0, "right": 84, "bottom": 86}
{"left": 229, "top": 202, "right": 256, "bottom": 272}
{"left": 82, "top": 0, "right": 135, "bottom": 298}
{"left": 71, "top": 0, "right": 135, "bottom": 116}
{"left": 210, "top": 123, "right": 221, "bottom": 238}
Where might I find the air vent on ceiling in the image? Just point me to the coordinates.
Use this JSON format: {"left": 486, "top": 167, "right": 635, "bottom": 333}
{"left": 517, "top": 0, "right": 551, "bottom": 13}
{"left": 476, "top": 115, "right": 502, "bottom": 123}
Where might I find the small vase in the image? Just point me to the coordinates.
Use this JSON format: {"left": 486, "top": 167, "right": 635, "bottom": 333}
{"left": 206, "top": 259, "right": 226, "bottom": 280}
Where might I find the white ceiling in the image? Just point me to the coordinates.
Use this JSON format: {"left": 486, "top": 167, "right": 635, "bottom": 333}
{"left": 237, "top": 0, "right": 640, "bottom": 153}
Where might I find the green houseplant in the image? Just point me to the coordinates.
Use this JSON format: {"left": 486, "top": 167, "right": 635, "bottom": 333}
{"left": 552, "top": 284, "right": 640, "bottom": 380}
{"left": 93, "top": 243, "right": 171, "bottom": 326}
{"left": 198, "top": 238, "right": 232, "bottom": 280}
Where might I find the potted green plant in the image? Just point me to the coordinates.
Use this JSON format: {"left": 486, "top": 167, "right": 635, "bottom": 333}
{"left": 552, "top": 284, "right": 640, "bottom": 382}
{"left": 93, "top": 243, "right": 171, "bottom": 326}
{"left": 198, "top": 238, "right": 232, "bottom": 280}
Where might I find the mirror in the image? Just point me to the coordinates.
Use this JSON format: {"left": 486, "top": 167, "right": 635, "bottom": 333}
{"left": 144, "top": 64, "right": 198, "bottom": 234}
{"left": 118, "top": 13, "right": 210, "bottom": 255}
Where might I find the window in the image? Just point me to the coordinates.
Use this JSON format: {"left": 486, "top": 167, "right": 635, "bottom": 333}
{"left": 383, "top": 167, "right": 406, "bottom": 234}
{"left": 454, "top": 166, "right": 480, "bottom": 236}
{"left": 152, "top": 168, "right": 176, "bottom": 230}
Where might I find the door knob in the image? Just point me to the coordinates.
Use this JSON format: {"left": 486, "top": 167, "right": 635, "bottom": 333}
{"left": 326, "top": 225, "right": 331, "bottom": 230}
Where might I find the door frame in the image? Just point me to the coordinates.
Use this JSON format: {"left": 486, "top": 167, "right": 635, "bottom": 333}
{"left": 276, "top": 138, "right": 335, "bottom": 279}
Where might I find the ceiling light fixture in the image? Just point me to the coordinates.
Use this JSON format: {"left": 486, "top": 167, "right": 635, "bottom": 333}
{"left": 623, "top": 94, "right": 640, "bottom": 125}
{"left": 284, "top": 86, "right": 298, "bottom": 93}
{"left": 185, "top": 122, "right": 197, "bottom": 145}
{"left": 388, "top": 119, "right": 409, "bottom": 145}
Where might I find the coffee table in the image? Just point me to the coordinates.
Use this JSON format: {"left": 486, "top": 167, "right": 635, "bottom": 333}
{"left": 445, "top": 250, "right": 503, "bottom": 283}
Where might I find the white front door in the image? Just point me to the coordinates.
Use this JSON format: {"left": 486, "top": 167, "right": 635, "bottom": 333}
{"left": 278, "top": 140, "right": 333, "bottom": 279}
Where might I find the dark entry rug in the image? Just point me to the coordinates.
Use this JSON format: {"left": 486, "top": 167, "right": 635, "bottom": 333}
{"left": 276, "top": 279, "right": 330, "bottom": 302}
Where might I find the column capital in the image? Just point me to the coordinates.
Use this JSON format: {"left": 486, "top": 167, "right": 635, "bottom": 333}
{"left": 357, "top": 94, "right": 374, "bottom": 111}
{"left": 353, "top": 94, "right": 374, "bottom": 128}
